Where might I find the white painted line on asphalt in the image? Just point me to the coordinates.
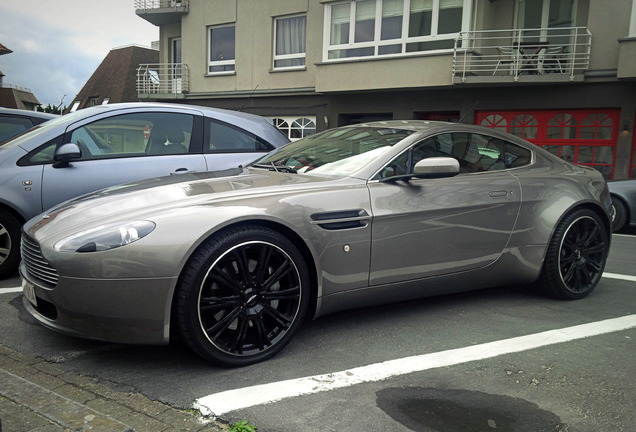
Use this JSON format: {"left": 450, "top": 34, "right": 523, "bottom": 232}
{"left": 0, "top": 287, "right": 22, "bottom": 294}
{"left": 195, "top": 314, "right": 636, "bottom": 417}
{"left": 603, "top": 272, "right": 636, "bottom": 282}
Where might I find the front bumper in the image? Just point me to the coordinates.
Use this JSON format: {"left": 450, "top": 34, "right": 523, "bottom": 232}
{"left": 20, "top": 262, "right": 177, "bottom": 345}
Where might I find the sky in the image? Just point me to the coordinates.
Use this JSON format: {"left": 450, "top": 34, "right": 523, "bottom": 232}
{"left": 0, "top": 0, "right": 159, "bottom": 108}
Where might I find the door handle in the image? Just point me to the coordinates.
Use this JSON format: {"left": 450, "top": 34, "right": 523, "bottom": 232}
{"left": 489, "top": 190, "right": 508, "bottom": 197}
{"left": 170, "top": 168, "right": 195, "bottom": 175}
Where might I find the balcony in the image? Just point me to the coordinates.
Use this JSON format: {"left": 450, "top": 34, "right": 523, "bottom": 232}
{"left": 452, "top": 27, "right": 591, "bottom": 84}
{"left": 137, "top": 64, "right": 189, "bottom": 99}
{"left": 134, "top": 0, "right": 188, "bottom": 26}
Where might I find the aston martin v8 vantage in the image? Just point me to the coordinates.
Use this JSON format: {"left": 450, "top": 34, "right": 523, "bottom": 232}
{"left": 21, "top": 121, "right": 613, "bottom": 367}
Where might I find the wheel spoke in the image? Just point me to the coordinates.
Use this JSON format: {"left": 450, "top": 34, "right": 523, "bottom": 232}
{"left": 199, "top": 295, "right": 240, "bottom": 312}
{"left": 253, "top": 245, "right": 273, "bottom": 285}
{"left": 229, "top": 316, "right": 249, "bottom": 354}
{"left": 262, "top": 286, "right": 300, "bottom": 302}
{"left": 209, "top": 266, "right": 240, "bottom": 293}
{"left": 252, "top": 314, "right": 273, "bottom": 350}
{"left": 205, "top": 307, "right": 242, "bottom": 340}
{"left": 262, "top": 259, "right": 294, "bottom": 291}
{"left": 582, "top": 223, "right": 600, "bottom": 247}
{"left": 231, "top": 248, "right": 252, "bottom": 286}
{"left": 262, "top": 303, "right": 294, "bottom": 328}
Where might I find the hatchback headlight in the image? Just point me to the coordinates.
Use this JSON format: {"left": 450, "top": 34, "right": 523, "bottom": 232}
{"left": 54, "top": 221, "right": 156, "bottom": 253}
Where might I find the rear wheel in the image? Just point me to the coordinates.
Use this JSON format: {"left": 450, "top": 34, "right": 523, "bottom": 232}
{"left": 175, "top": 226, "right": 309, "bottom": 367}
{"left": 0, "top": 209, "right": 21, "bottom": 279}
{"left": 539, "top": 208, "right": 609, "bottom": 300}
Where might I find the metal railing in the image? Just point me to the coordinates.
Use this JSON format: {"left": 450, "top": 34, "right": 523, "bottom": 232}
{"left": 1, "top": 83, "right": 33, "bottom": 93}
{"left": 134, "top": 0, "right": 189, "bottom": 10}
{"left": 137, "top": 64, "right": 189, "bottom": 96}
{"left": 453, "top": 27, "right": 592, "bottom": 82}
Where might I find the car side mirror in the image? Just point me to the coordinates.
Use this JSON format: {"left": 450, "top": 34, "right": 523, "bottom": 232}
{"left": 412, "top": 157, "right": 460, "bottom": 178}
{"left": 53, "top": 143, "right": 82, "bottom": 168}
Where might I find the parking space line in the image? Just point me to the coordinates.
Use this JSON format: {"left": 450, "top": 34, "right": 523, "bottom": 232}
{"left": 0, "top": 287, "right": 22, "bottom": 294}
{"left": 195, "top": 314, "right": 636, "bottom": 417}
{"left": 603, "top": 272, "right": 636, "bottom": 282}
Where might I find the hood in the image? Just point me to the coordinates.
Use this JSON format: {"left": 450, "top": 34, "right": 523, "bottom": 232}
{"left": 25, "top": 168, "right": 337, "bottom": 236}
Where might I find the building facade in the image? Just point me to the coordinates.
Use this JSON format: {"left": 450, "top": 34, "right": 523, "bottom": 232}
{"left": 134, "top": 0, "right": 636, "bottom": 179}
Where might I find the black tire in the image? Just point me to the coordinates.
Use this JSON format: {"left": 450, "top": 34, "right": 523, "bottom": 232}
{"left": 174, "top": 225, "right": 310, "bottom": 367}
{"left": 539, "top": 208, "right": 609, "bottom": 300}
{"left": 611, "top": 196, "right": 628, "bottom": 232}
{"left": 0, "top": 209, "right": 21, "bottom": 279}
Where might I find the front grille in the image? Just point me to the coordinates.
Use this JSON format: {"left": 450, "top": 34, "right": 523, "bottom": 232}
{"left": 21, "top": 233, "right": 59, "bottom": 286}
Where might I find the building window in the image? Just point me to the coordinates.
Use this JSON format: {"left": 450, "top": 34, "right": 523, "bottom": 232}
{"left": 274, "top": 15, "right": 306, "bottom": 69}
{"left": 325, "top": 0, "right": 469, "bottom": 60}
{"left": 476, "top": 109, "right": 620, "bottom": 179}
{"left": 271, "top": 116, "right": 316, "bottom": 141}
{"left": 208, "top": 24, "right": 236, "bottom": 74}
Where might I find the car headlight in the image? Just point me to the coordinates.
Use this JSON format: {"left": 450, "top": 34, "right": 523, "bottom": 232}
{"left": 54, "top": 221, "right": 156, "bottom": 253}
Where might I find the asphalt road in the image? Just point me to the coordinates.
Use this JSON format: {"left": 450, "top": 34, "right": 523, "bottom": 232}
{"left": 1, "top": 231, "right": 635, "bottom": 432}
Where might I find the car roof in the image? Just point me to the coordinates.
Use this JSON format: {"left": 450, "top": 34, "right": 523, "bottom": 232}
{"left": 73, "top": 102, "right": 269, "bottom": 123}
{"left": 0, "top": 107, "right": 58, "bottom": 120}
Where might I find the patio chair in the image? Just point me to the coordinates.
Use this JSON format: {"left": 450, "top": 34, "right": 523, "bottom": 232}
{"left": 542, "top": 45, "right": 566, "bottom": 73}
{"left": 493, "top": 47, "right": 517, "bottom": 75}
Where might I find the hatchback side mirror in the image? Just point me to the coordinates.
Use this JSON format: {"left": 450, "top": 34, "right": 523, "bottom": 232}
{"left": 53, "top": 143, "right": 82, "bottom": 168}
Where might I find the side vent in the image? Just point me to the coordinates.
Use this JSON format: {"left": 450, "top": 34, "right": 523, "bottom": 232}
{"left": 310, "top": 209, "right": 371, "bottom": 230}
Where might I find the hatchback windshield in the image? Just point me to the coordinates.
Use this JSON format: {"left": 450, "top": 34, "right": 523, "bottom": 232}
{"left": 253, "top": 126, "right": 414, "bottom": 176}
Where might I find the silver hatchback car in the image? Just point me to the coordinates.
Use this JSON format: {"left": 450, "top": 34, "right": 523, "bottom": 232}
{"left": 0, "top": 102, "right": 289, "bottom": 278}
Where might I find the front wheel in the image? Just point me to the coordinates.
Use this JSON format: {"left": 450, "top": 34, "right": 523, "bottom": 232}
{"left": 538, "top": 208, "right": 609, "bottom": 300}
{"left": 174, "top": 226, "right": 310, "bottom": 367}
{"left": 0, "top": 209, "right": 21, "bottom": 279}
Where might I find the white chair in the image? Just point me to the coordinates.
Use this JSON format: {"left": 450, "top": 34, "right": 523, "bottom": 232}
{"left": 542, "top": 45, "right": 566, "bottom": 73}
{"left": 493, "top": 47, "right": 517, "bottom": 75}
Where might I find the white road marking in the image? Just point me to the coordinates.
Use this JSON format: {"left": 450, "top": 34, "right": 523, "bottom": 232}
{"left": 195, "top": 314, "right": 636, "bottom": 416}
{"left": 0, "top": 287, "right": 23, "bottom": 294}
{"left": 602, "top": 272, "right": 636, "bottom": 282}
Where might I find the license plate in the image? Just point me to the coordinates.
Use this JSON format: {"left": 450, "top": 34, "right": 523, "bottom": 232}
{"left": 22, "top": 279, "right": 37, "bottom": 307}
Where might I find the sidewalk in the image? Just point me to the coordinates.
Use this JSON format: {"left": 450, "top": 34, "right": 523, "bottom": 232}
{"left": 0, "top": 345, "right": 227, "bottom": 432}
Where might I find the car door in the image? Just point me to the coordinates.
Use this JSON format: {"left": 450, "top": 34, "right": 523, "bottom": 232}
{"left": 368, "top": 132, "right": 522, "bottom": 286}
{"left": 39, "top": 111, "right": 207, "bottom": 211}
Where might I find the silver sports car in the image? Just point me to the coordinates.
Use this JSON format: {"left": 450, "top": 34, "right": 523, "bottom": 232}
{"left": 21, "top": 121, "right": 613, "bottom": 367}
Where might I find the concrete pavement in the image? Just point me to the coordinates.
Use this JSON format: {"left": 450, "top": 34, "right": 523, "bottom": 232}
{"left": 0, "top": 344, "right": 227, "bottom": 432}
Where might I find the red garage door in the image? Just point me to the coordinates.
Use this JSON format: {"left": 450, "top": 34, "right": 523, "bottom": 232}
{"left": 476, "top": 109, "right": 620, "bottom": 179}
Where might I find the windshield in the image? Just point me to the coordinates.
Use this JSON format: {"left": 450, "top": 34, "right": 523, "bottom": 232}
{"left": 253, "top": 126, "right": 414, "bottom": 177}
{"left": 0, "top": 109, "right": 89, "bottom": 149}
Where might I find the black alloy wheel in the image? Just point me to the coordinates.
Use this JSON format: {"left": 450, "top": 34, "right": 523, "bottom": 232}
{"left": 175, "top": 226, "right": 309, "bottom": 367}
{"left": 539, "top": 208, "right": 609, "bottom": 300}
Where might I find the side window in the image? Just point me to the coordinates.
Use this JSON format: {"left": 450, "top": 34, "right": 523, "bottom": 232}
{"left": 207, "top": 120, "right": 274, "bottom": 152}
{"left": 378, "top": 132, "right": 532, "bottom": 179}
{"left": 70, "top": 112, "right": 194, "bottom": 160}
{"left": 0, "top": 116, "right": 34, "bottom": 142}
{"left": 503, "top": 141, "right": 532, "bottom": 168}
{"left": 24, "top": 135, "right": 65, "bottom": 164}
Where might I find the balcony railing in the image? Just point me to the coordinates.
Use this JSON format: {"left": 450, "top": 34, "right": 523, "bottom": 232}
{"left": 137, "top": 64, "right": 189, "bottom": 98}
{"left": 134, "top": 0, "right": 188, "bottom": 9}
{"left": 453, "top": 27, "right": 591, "bottom": 83}
{"left": 134, "top": 0, "right": 188, "bottom": 25}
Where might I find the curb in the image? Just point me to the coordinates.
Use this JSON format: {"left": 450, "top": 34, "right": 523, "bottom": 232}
{"left": 0, "top": 344, "right": 227, "bottom": 432}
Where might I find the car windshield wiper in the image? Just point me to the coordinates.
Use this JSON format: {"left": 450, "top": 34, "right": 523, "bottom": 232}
{"left": 251, "top": 162, "right": 298, "bottom": 174}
